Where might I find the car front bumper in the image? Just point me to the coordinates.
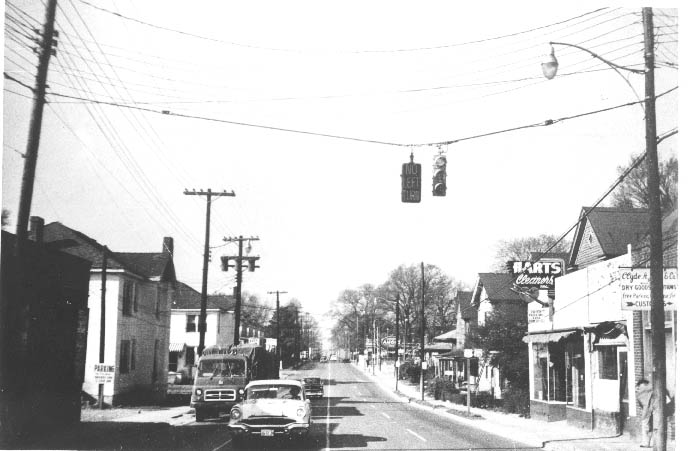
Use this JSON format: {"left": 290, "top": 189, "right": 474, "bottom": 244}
{"left": 228, "top": 421, "right": 310, "bottom": 437}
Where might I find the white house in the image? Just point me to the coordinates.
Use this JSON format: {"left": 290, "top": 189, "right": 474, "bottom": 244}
{"left": 42, "top": 222, "right": 176, "bottom": 405}
{"left": 169, "top": 286, "right": 265, "bottom": 378}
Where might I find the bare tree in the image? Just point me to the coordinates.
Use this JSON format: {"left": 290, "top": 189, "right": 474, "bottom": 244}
{"left": 492, "top": 235, "right": 570, "bottom": 272}
{"left": 1, "top": 209, "right": 10, "bottom": 229}
{"left": 610, "top": 153, "right": 678, "bottom": 213}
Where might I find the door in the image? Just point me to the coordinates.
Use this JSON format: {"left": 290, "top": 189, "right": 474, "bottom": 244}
{"left": 618, "top": 349, "right": 629, "bottom": 433}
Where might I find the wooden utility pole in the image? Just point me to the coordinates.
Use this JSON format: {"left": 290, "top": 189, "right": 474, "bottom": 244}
{"left": 14, "top": 0, "right": 57, "bottom": 252}
{"left": 223, "top": 236, "right": 260, "bottom": 345}
{"left": 268, "top": 291, "right": 287, "bottom": 367}
{"left": 420, "top": 262, "right": 426, "bottom": 401}
{"left": 642, "top": 8, "right": 667, "bottom": 451}
{"left": 98, "top": 246, "right": 109, "bottom": 409}
{"left": 184, "top": 189, "right": 235, "bottom": 356}
{"left": 395, "top": 294, "right": 400, "bottom": 390}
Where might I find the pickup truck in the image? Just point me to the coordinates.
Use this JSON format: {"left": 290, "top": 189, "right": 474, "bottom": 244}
{"left": 301, "top": 377, "right": 324, "bottom": 399}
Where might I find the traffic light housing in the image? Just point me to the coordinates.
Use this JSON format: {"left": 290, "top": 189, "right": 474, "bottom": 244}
{"left": 221, "top": 256, "right": 231, "bottom": 271}
{"left": 248, "top": 257, "right": 258, "bottom": 272}
{"left": 432, "top": 155, "right": 447, "bottom": 196}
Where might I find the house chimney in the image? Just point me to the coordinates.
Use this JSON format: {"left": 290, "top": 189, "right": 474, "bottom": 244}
{"left": 163, "top": 236, "right": 174, "bottom": 256}
{"left": 29, "top": 216, "right": 44, "bottom": 243}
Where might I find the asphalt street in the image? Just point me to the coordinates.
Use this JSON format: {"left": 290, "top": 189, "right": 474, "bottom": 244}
{"left": 22, "top": 361, "right": 542, "bottom": 450}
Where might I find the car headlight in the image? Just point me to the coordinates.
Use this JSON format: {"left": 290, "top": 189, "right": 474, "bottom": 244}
{"left": 195, "top": 389, "right": 203, "bottom": 396}
{"left": 230, "top": 408, "right": 242, "bottom": 420}
{"left": 296, "top": 407, "right": 306, "bottom": 418}
{"left": 238, "top": 388, "right": 244, "bottom": 395}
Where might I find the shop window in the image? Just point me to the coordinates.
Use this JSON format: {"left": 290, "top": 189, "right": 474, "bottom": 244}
{"left": 598, "top": 346, "right": 618, "bottom": 380}
{"left": 185, "top": 346, "right": 196, "bottom": 366}
{"left": 186, "top": 315, "right": 197, "bottom": 332}
{"left": 548, "top": 342, "right": 566, "bottom": 402}
{"left": 566, "top": 341, "right": 586, "bottom": 408}
{"left": 169, "top": 352, "right": 178, "bottom": 372}
{"left": 122, "top": 281, "right": 134, "bottom": 316}
{"left": 533, "top": 344, "right": 548, "bottom": 401}
{"left": 120, "top": 340, "right": 131, "bottom": 374}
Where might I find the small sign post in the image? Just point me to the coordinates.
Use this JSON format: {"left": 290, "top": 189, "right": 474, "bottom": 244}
{"left": 401, "top": 153, "right": 421, "bottom": 203}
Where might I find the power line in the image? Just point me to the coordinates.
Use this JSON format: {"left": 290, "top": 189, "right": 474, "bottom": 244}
{"left": 46, "top": 87, "right": 676, "bottom": 149}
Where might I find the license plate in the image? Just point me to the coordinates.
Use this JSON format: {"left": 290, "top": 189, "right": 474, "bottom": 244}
{"left": 260, "top": 429, "right": 274, "bottom": 437}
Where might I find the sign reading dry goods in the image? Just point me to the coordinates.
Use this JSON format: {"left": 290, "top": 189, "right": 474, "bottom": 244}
{"left": 509, "top": 260, "right": 564, "bottom": 288}
{"left": 620, "top": 267, "right": 677, "bottom": 310}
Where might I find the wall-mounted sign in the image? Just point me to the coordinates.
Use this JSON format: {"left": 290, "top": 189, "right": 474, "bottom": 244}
{"left": 401, "top": 154, "right": 421, "bottom": 203}
{"left": 620, "top": 267, "right": 677, "bottom": 310}
{"left": 508, "top": 259, "right": 564, "bottom": 288}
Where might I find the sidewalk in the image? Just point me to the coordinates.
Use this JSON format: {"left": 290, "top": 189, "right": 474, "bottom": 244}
{"left": 355, "top": 362, "right": 675, "bottom": 451}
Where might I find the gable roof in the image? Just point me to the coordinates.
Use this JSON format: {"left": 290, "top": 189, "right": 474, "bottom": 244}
{"left": 631, "top": 207, "right": 678, "bottom": 267}
{"left": 172, "top": 283, "right": 235, "bottom": 311}
{"left": 472, "top": 273, "right": 518, "bottom": 304}
{"left": 42, "top": 221, "right": 176, "bottom": 282}
{"left": 569, "top": 207, "right": 649, "bottom": 268}
{"left": 455, "top": 290, "right": 476, "bottom": 319}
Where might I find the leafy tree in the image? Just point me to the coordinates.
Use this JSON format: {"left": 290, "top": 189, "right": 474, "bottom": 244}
{"left": 466, "top": 306, "right": 528, "bottom": 389}
{"left": 610, "top": 153, "right": 678, "bottom": 213}
{"left": 265, "top": 299, "right": 303, "bottom": 366}
{"left": 239, "top": 292, "right": 272, "bottom": 332}
{"left": 492, "top": 235, "right": 570, "bottom": 272}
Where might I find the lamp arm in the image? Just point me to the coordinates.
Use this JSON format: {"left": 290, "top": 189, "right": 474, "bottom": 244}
{"left": 550, "top": 41, "right": 645, "bottom": 75}
{"left": 550, "top": 41, "right": 645, "bottom": 111}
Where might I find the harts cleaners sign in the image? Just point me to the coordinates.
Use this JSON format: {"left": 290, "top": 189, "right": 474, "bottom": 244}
{"left": 509, "top": 259, "right": 564, "bottom": 288}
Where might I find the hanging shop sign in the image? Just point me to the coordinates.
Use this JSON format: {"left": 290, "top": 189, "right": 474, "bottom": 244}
{"left": 620, "top": 267, "right": 677, "bottom": 310}
{"left": 508, "top": 259, "right": 564, "bottom": 288}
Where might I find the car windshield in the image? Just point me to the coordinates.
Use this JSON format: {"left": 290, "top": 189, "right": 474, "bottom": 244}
{"left": 248, "top": 384, "right": 302, "bottom": 400}
{"left": 303, "top": 378, "right": 320, "bottom": 385}
{"left": 198, "top": 359, "right": 245, "bottom": 377}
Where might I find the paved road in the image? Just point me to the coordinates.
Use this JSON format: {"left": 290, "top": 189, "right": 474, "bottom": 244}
{"left": 25, "top": 362, "right": 541, "bottom": 450}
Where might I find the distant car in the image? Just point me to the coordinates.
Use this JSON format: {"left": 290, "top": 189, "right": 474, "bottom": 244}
{"left": 342, "top": 358, "right": 350, "bottom": 363}
{"left": 301, "top": 377, "right": 323, "bottom": 399}
{"left": 329, "top": 355, "right": 338, "bottom": 361}
{"left": 228, "top": 379, "right": 311, "bottom": 442}
{"left": 320, "top": 356, "right": 328, "bottom": 363}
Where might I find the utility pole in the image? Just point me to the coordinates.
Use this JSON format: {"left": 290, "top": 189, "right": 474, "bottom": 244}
{"left": 420, "top": 262, "right": 426, "bottom": 401}
{"left": 395, "top": 294, "right": 400, "bottom": 390}
{"left": 269, "top": 291, "right": 287, "bottom": 367}
{"left": 642, "top": 8, "right": 666, "bottom": 451}
{"left": 14, "top": 0, "right": 58, "bottom": 253}
{"left": 223, "top": 236, "right": 260, "bottom": 346}
{"left": 184, "top": 189, "right": 235, "bottom": 356}
{"left": 98, "top": 246, "right": 109, "bottom": 409}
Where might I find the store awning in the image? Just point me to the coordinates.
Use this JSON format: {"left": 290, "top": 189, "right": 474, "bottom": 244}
{"left": 169, "top": 342, "right": 186, "bottom": 353}
{"left": 522, "top": 330, "right": 578, "bottom": 344}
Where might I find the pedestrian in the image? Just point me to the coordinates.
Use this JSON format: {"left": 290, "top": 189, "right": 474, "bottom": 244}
{"left": 636, "top": 379, "right": 654, "bottom": 448}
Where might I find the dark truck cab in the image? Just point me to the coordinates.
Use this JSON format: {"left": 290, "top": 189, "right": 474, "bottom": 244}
{"left": 191, "top": 345, "right": 278, "bottom": 422}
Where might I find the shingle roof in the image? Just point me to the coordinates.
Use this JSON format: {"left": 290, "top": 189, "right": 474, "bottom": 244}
{"left": 586, "top": 207, "right": 649, "bottom": 257}
{"left": 172, "top": 283, "right": 235, "bottom": 311}
{"left": 42, "top": 221, "right": 175, "bottom": 281}
{"left": 475, "top": 273, "right": 518, "bottom": 303}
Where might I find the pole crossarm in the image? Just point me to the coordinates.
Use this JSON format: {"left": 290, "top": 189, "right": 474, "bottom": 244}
{"left": 549, "top": 41, "right": 645, "bottom": 75}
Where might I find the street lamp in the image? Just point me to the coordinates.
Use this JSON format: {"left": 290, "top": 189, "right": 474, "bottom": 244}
{"left": 542, "top": 9, "right": 667, "bottom": 451}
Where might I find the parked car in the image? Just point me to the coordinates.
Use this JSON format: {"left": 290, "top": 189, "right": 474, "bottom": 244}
{"left": 329, "top": 354, "right": 338, "bottom": 361}
{"left": 228, "top": 379, "right": 311, "bottom": 442}
{"left": 301, "top": 377, "right": 324, "bottom": 399}
{"left": 320, "top": 356, "right": 328, "bottom": 363}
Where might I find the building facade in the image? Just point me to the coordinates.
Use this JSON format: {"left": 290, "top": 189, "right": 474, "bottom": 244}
{"left": 42, "top": 221, "right": 176, "bottom": 405}
{"left": 523, "top": 207, "right": 670, "bottom": 439}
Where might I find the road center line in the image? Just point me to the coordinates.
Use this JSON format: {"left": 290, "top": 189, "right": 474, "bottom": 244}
{"left": 381, "top": 412, "right": 391, "bottom": 420}
{"left": 211, "top": 437, "right": 234, "bottom": 451}
{"left": 406, "top": 428, "right": 426, "bottom": 442}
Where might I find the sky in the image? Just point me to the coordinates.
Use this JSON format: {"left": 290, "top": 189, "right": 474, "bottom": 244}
{"left": 2, "top": 2, "right": 685, "bottom": 334}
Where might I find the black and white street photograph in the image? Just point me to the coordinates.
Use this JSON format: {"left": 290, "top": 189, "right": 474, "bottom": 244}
{"left": 1, "top": 2, "right": 685, "bottom": 450}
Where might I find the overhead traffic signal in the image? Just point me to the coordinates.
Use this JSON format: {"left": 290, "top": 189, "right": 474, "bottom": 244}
{"left": 432, "top": 154, "right": 447, "bottom": 196}
{"left": 221, "top": 256, "right": 231, "bottom": 271}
